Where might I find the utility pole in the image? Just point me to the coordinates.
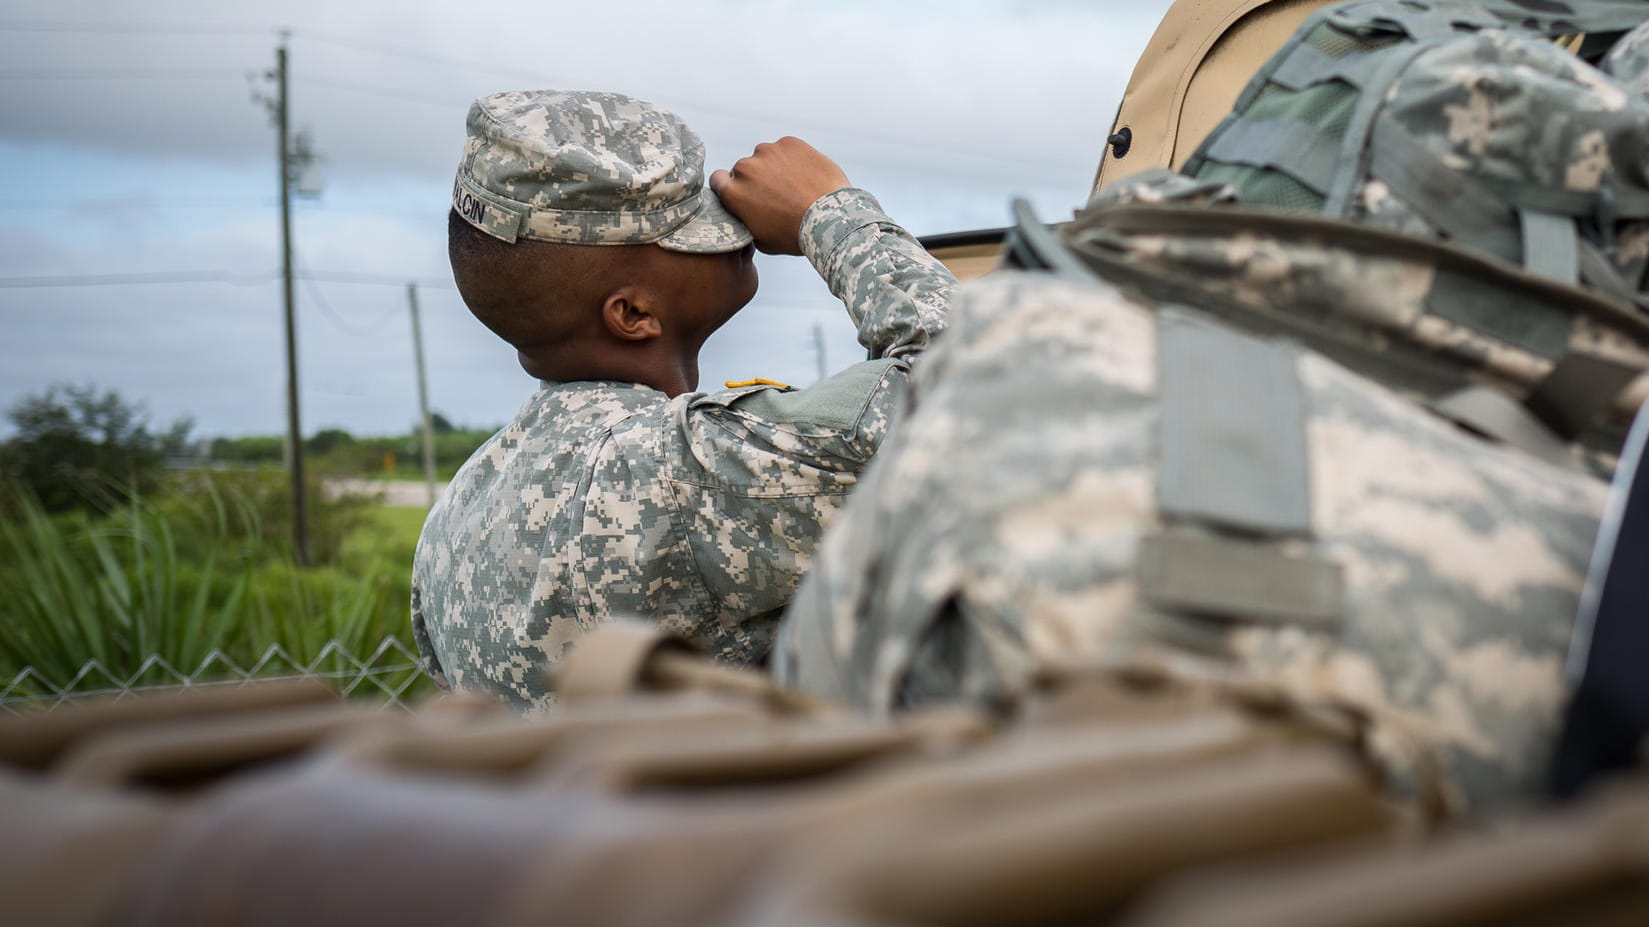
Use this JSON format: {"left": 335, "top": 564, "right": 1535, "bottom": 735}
{"left": 812, "top": 322, "right": 828, "bottom": 383}
{"left": 407, "top": 283, "right": 438, "bottom": 508}
{"left": 275, "top": 38, "right": 311, "bottom": 566}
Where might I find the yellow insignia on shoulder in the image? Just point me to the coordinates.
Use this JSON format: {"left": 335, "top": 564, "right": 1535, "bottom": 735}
{"left": 724, "top": 378, "right": 791, "bottom": 390}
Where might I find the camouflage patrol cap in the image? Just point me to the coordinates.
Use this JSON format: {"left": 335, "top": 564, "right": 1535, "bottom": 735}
{"left": 451, "top": 90, "right": 753, "bottom": 253}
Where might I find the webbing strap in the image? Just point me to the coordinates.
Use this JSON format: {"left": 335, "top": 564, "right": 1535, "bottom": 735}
{"left": 1157, "top": 310, "right": 1312, "bottom": 535}
{"left": 1430, "top": 385, "right": 1576, "bottom": 469}
{"left": 1369, "top": 118, "right": 1520, "bottom": 259}
{"left": 1429, "top": 272, "right": 1573, "bottom": 359}
{"left": 1269, "top": 42, "right": 1383, "bottom": 92}
{"left": 1324, "top": 38, "right": 1439, "bottom": 215}
{"left": 1519, "top": 210, "right": 1580, "bottom": 285}
{"left": 1527, "top": 351, "right": 1646, "bottom": 439}
{"left": 1354, "top": 4, "right": 1484, "bottom": 41}
{"left": 1138, "top": 531, "right": 1345, "bottom": 629}
{"left": 1200, "top": 117, "right": 1341, "bottom": 196}
{"left": 1000, "top": 198, "right": 1098, "bottom": 283}
{"left": 1147, "top": 310, "right": 1343, "bottom": 629}
{"left": 1372, "top": 120, "right": 1637, "bottom": 330}
{"left": 1578, "top": 240, "right": 1644, "bottom": 306}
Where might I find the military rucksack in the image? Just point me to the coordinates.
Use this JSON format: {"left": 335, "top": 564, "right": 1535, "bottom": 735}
{"left": 1183, "top": 0, "right": 1649, "bottom": 300}
{"left": 1023, "top": 3, "right": 1649, "bottom": 463}
{"left": 772, "top": 263, "right": 1612, "bottom": 816}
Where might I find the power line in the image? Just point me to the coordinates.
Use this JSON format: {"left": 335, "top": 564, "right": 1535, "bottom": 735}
{"left": 0, "top": 67, "right": 248, "bottom": 80}
{"left": 302, "top": 270, "right": 455, "bottom": 290}
{"left": 0, "top": 197, "right": 275, "bottom": 210}
{"left": 0, "top": 198, "right": 449, "bottom": 225}
{"left": 293, "top": 75, "right": 465, "bottom": 109}
{"left": 298, "top": 264, "right": 404, "bottom": 337}
{"left": 0, "top": 270, "right": 277, "bottom": 288}
{"left": 0, "top": 269, "right": 456, "bottom": 290}
{"left": 0, "top": 19, "right": 1087, "bottom": 176}
{"left": 292, "top": 29, "right": 542, "bottom": 83}
{"left": 0, "top": 21, "right": 272, "bottom": 36}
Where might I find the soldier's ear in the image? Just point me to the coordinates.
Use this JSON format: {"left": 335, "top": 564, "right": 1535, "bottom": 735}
{"left": 601, "top": 288, "right": 662, "bottom": 342}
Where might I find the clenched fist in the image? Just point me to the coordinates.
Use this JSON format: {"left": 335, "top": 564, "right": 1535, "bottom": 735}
{"left": 710, "top": 137, "right": 850, "bottom": 256}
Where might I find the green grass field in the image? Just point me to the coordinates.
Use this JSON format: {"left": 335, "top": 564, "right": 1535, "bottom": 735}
{"left": 0, "top": 470, "right": 435, "bottom": 700}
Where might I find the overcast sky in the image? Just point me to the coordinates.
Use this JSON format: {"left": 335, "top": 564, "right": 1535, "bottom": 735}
{"left": 0, "top": 0, "right": 1174, "bottom": 439}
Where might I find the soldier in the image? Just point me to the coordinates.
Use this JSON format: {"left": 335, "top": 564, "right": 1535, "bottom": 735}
{"left": 413, "top": 90, "right": 954, "bottom": 709}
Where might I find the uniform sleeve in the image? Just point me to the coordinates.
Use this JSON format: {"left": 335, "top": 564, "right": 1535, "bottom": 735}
{"left": 800, "top": 187, "right": 955, "bottom": 361}
{"left": 642, "top": 191, "right": 956, "bottom": 631}
{"left": 670, "top": 186, "right": 957, "bottom": 475}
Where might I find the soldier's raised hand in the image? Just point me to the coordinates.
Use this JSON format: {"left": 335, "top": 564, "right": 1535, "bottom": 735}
{"left": 710, "top": 137, "right": 850, "bottom": 256}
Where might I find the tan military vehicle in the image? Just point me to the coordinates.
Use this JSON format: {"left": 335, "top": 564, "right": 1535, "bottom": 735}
{"left": 925, "top": 0, "right": 1346, "bottom": 281}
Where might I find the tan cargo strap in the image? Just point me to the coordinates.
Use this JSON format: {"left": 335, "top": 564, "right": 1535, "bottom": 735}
{"left": 553, "top": 621, "right": 694, "bottom": 701}
{"left": 555, "top": 621, "right": 835, "bottom": 716}
{"left": 0, "top": 678, "right": 337, "bottom": 772}
{"left": 1033, "top": 656, "right": 1454, "bottom": 820}
{"left": 1142, "top": 310, "right": 1345, "bottom": 629}
{"left": 52, "top": 702, "right": 384, "bottom": 789}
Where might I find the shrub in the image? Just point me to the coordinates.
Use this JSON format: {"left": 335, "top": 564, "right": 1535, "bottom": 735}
{"left": 0, "top": 476, "right": 427, "bottom": 699}
{"left": 0, "top": 384, "right": 193, "bottom": 516}
{"left": 0, "top": 486, "right": 247, "bottom": 685}
{"left": 160, "top": 467, "right": 376, "bottom": 567}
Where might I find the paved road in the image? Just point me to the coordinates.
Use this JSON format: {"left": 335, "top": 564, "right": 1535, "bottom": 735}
{"left": 327, "top": 479, "right": 448, "bottom": 508}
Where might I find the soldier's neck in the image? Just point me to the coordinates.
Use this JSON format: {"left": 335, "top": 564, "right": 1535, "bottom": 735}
{"left": 519, "top": 340, "right": 700, "bottom": 397}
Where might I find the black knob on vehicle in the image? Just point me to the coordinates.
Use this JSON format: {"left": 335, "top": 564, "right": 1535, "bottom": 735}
{"left": 1107, "top": 127, "right": 1133, "bottom": 159}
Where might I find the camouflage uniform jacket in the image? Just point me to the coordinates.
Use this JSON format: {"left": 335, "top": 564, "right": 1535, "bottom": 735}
{"left": 412, "top": 188, "right": 954, "bottom": 709}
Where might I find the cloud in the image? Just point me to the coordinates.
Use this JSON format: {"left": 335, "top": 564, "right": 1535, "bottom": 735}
{"left": 0, "top": 0, "right": 1171, "bottom": 181}
{"left": 0, "top": 0, "right": 1178, "bottom": 435}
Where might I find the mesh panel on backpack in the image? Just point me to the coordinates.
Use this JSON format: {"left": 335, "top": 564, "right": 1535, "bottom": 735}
{"left": 1247, "top": 82, "right": 1359, "bottom": 136}
{"left": 1199, "top": 162, "right": 1325, "bottom": 212}
{"left": 1305, "top": 21, "right": 1400, "bottom": 58}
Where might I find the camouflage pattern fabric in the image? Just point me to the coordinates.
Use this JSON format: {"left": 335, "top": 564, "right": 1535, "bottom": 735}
{"left": 413, "top": 188, "right": 954, "bottom": 710}
{"left": 773, "top": 271, "right": 1609, "bottom": 816}
{"left": 1063, "top": 185, "right": 1649, "bottom": 421}
{"left": 451, "top": 89, "right": 752, "bottom": 253}
{"left": 1382, "top": 32, "right": 1644, "bottom": 197}
{"left": 1604, "top": 21, "right": 1649, "bottom": 286}
{"left": 1351, "top": 31, "right": 1649, "bottom": 252}
{"left": 1184, "top": 0, "right": 1649, "bottom": 305}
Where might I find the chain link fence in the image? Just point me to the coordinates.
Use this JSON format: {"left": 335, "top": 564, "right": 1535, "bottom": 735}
{"left": 0, "top": 636, "right": 433, "bottom": 715}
